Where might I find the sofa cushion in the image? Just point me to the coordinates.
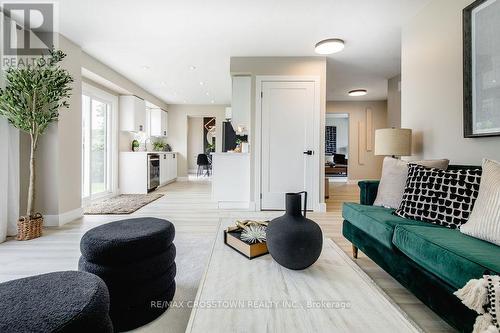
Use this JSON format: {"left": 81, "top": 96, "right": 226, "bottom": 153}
{"left": 342, "top": 202, "right": 440, "bottom": 250}
{"left": 393, "top": 225, "right": 500, "bottom": 289}
{"left": 374, "top": 157, "right": 449, "bottom": 209}
{"left": 460, "top": 159, "right": 500, "bottom": 246}
{"left": 395, "top": 164, "right": 482, "bottom": 229}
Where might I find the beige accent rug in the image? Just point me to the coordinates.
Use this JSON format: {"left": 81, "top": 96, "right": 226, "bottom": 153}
{"left": 84, "top": 194, "right": 164, "bottom": 215}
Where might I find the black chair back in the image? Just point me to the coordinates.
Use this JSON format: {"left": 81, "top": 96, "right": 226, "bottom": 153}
{"left": 197, "top": 154, "right": 209, "bottom": 166}
{"left": 333, "top": 154, "right": 347, "bottom": 165}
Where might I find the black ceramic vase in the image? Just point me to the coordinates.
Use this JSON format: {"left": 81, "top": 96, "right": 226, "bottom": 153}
{"left": 266, "top": 192, "right": 323, "bottom": 270}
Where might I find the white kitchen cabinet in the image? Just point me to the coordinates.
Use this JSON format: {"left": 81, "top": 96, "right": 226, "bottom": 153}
{"left": 166, "top": 153, "right": 177, "bottom": 182}
{"left": 159, "top": 153, "right": 177, "bottom": 186}
{"left": 150, "top": 109, "right": 168, "bottom": 137}
{"left": 119, "top": 152, "right": 148, "bottom": 194}
{"left": 211, "top": 153, "right": 250, "bottom": 209}
{"left": 231, "top": 76, "right": 251, "bottom": 134}
{"left": 120, "top": 96, "right": 146, "bottom": 132}
{"left": 159, "top": 153, "right": 168, "bottom": 185}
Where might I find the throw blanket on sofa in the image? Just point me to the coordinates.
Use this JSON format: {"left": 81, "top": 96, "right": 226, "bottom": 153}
{"left": 454, "top": 275, "right": 500, "bottom": 333}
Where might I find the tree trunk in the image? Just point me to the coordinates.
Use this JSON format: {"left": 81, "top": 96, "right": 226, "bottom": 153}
{"left": 26, "top": 137, "right": 36, "bottom": 218}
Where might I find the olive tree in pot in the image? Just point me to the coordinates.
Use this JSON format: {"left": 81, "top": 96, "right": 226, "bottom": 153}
{"left": 0, "top": 49, "right": 73, "bottom": 240}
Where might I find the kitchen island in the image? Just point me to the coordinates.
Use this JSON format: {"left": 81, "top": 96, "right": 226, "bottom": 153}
{"left": 211, "top": 152, "right": 251, "bottom": 209}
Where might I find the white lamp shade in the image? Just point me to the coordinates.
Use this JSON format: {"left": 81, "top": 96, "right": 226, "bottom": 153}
{"left": 374, "top": 128, "right": 412, "bottom": 156}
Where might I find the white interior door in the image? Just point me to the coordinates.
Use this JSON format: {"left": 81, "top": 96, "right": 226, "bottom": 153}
{"left": 261, "top": 81, "right": 315, "bottom": 210}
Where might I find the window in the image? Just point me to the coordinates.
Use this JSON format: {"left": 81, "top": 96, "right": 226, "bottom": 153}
{"left": 82, "top": 86, "right": 116, "bottom": 201}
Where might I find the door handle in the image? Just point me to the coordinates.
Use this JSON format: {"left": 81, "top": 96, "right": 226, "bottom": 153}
{"left": 303, "top": 150, "right": 314, "bottom": 156}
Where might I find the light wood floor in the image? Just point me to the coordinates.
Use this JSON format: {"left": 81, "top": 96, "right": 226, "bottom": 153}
{"left": 0, "top": 180, "right": 454, "bottom": 332}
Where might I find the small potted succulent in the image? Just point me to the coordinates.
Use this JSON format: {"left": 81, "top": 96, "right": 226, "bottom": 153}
{"left": 152, "top": 140, "right": 166, "bottom": 151}
{"left": 131, "top": 139, "right": 140, "bottom": 152}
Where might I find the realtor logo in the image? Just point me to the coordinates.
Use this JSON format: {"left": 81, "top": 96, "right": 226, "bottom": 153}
{"left": 2, "top": 3, "right": 54, "bottom": 55}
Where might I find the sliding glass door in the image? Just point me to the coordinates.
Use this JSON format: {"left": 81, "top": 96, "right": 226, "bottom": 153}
{"left": 82, "top": 94, "right": 112, "bottom": 201}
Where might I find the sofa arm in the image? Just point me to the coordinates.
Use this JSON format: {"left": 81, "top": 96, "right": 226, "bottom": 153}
{"left": 358, "top": 180, "right": 380, "bottom": 206}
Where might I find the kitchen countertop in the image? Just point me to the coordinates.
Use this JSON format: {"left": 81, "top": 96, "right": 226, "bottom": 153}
{"left": 120, "top": 151, "right": 176, "bottom": 154}
{"left": 210, "top": 152, "right": 249, "bottom": 156}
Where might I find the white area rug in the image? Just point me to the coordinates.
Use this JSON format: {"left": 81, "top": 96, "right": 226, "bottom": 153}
{"left": 84, "top": 194, "right": 164, "bottom": 215}
{"left": 132, "top": 229, "right": 217, "bottom": 333}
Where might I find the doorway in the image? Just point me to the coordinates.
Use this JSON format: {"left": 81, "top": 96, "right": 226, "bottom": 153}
{"left": 187, "top": 116, "right": 215, "bottom": 179}
{"left": 81, "top": 85, "right": 117, "bottom": 203}
{"left": 325, "top": 113, "right": 349, "bottom": 182}
{"left": 258, "top": 79, "right": 319, "bottom": 210}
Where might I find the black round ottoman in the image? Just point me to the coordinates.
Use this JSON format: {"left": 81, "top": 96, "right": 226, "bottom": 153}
{"left": 79, "top": 218, "right": 176, "bottom": 332}
{"left": 0, "top": 271, "right": 113, "bottom": 333}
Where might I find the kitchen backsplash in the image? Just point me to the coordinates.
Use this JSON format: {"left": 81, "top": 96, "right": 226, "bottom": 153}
{"left": 120, "top": 131, "right": 171, "bottom": 152}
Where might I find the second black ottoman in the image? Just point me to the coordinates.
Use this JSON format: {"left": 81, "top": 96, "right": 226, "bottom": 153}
{"left": 79, "top": 217, "right": 176, "bottom": 332}
{"left": 0, "top": 271, "right": 112, "bottom": 333}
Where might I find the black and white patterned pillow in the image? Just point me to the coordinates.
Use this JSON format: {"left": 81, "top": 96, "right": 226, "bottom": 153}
{"left": 394, "top": 164, "right": 482, "bottom": 229}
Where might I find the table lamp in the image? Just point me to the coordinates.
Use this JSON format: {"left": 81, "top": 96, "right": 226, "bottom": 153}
{"left": 374, "top": 128, "right": 412, "bottom": 158}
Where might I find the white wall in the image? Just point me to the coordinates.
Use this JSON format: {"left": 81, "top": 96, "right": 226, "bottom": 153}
{"left": 387, "top": 74, "right": 401, "bottom": 128}
{"left": 168, "top": 105, "right": 227, "bottom": 177}
{"left": 326, "top": 101, "right": 387, "bottom": 181}
{"left": 230, "top": 57, "right": 327, "bottom": 204}
{"left": 402, "top": 0, "right": 500, "bottom": 164}
{"left": 187, "top": 117, "right": 205, "bottom": 172}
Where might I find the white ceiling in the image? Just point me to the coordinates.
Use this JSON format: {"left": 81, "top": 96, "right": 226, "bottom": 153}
{"left": 55, "top": 0, "right": 431, "bottom": 104}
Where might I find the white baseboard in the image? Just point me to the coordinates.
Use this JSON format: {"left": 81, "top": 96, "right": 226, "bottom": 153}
{"left": 44, "top": 207, "right": 83, "bottom": 227}
{"left": 316, "top": 203, "right": 327, "bottom": 212}
{"left": 176, "top": 177, "right": 188, "bottom": 182}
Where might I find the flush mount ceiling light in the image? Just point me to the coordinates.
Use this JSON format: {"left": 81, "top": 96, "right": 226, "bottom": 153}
{"left": 314, "top": 38, "right": 345, "bottom": 55}
{"left": 348, "top": 89, "right": 368, "bottom": 97}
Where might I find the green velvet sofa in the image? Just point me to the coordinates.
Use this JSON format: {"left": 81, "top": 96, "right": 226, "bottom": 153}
{"left": 342, "top": 166, "right": 500, "bottom": 332}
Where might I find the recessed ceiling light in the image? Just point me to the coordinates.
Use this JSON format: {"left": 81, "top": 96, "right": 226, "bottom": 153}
{"left": 142, "top": 65, "right": 150, "bottom": 70}
{"left": 314, "top": 39, "right": 345, "bottom": 55}
{"left": 348, "top": 89, "right": 368, "bottom": 97}
{"left": 190, "top": 65, "right": 197, "bottom": 70}
{"left": 205, "top": 92, "right": 210, "bottom": 96}
{"left": 199, "top": 81, "right": 205, "bottom": 86}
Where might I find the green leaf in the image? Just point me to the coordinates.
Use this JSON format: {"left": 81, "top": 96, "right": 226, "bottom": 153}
{"left": 0, "top": 48, "right": 73, "bottom": 137}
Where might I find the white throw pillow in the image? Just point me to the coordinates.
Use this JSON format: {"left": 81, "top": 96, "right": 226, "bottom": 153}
{"left": 373, "top": 157, "right": 450, "bottom": 209}
{"left": 460, "top": 159, "right": 500, "bottom": 246}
